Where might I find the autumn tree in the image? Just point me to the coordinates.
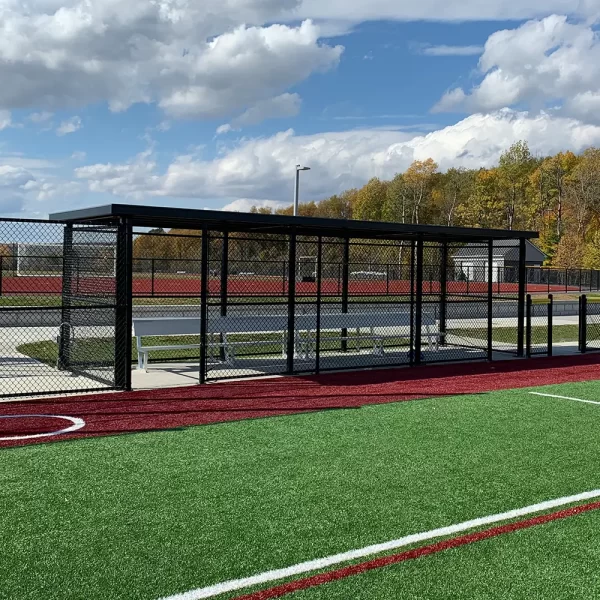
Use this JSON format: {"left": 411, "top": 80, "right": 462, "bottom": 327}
{"left": 353, "top": 178, "right": 388, "bottom": 221}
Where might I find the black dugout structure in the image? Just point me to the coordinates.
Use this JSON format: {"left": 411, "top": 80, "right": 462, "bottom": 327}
{"left": 51, "top": 204, "right": 538, "bottom": 391}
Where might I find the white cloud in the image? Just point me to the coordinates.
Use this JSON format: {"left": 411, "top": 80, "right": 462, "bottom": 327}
{"left": 71, "top": 151, "right": 87, "bottom": 161}
{"left": 222, "top": 198, "right": 288, "bottom": 212}
{"left": 0, "top": 2, "right": 341, "bottom": 124}
{"left": 0, "top": 111, "right": 11, "bottom": 131}
{"left": 292, "top": 0, "right": 593, "bottom": 24}
{"left": 56, "top": 116, "right": 82, "bottom": 136}
{"left": 433, "top": 16, "right": 600, "bottom": 122}
{"left": 218, "top": 93, "right": 302, "bottom": 133}
{"left": 75, "top": 109, "right": 600, "bottom": 204}
{"left": 416, "top": 44, "right": 484, "bottom": 56}
{"left": 28, "top": 111, "right": 53, "bottom": 124}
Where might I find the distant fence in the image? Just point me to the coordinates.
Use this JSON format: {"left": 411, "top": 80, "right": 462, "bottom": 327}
{"left": 1, "top": 252, "right": 600, "bottom": 297}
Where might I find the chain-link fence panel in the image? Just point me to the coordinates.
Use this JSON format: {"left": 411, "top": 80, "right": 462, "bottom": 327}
{"left": 586, "top": 300, "right": 600, "bottom": 351}
{"left": 0, "top": 219, "right": 120, "bottom": 398}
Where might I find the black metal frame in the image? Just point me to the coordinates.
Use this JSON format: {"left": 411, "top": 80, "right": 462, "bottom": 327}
{"left": 47, "top": 204, "right": 540, "bottom": 386}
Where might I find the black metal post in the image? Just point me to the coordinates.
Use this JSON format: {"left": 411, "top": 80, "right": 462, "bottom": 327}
{"left": 548, "top": 294, "right": 553, "bottom": 357}
{"left": 440, "top": 242, "right": 448, "bottom": 346}
{"left": 199, "top": 226, "right": 209, "bottom": 384}
{"left": 386, "top": 264, "right": 390, "bottom": 296}
{"left": 286, "top": 231, "right": 297, "bottom": 374}
{"left": 415, "top": 238, "right": 424, "bottom": 365}
{"left": 0, "top": 255, "right": 4, "bottom": 297}
{"left": 151, "top": 258, "right": 155, "bottom": 297}
{"left": 315, "top": 236, "right": 323, "bottom": 375}
{"left": 115, "top": 218, "right": 133, "bottom": 390}
{"left": 526, "top": 294, "right": 532, "bottom": 358}
{"left": 58, "top": 224, "right": 74, "bottom": 372}
{"left": 487, "top": 240, "right": 494, "bottom": 361}
{"left": 517, "top": 238, "right": 527, "bottom": 357}
{"left": 341, "top": 236, "right": 350, "bottom": 353}
{"left": 219, "top": 231, "right": 229, "bottom": 362}
{"left": 409, "top": 241, "right": 415, "bottom": 366}
{"left": 220, "top": 231, "right": 229, "bottom": 317}
{"left": 565, "top": 268, "right": 568, "bottom": 294}
{"left": 282, "top": 260, "right": 287, "bottom": 296}
{"left": 579, "top": 294, "right": 587, "bottom": 354}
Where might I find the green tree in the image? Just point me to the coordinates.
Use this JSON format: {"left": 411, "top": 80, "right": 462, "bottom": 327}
{"left": 353, "top": 178, "right": 388, "bottom": 221}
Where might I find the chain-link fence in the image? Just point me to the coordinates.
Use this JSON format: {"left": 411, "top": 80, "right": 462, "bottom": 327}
{"left": 0, "top": 218, "right": 125, "bottom": 398}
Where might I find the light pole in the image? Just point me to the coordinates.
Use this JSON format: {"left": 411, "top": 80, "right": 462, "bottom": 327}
{"left": 293, "top": 165, "right": 310, "bottom": 216}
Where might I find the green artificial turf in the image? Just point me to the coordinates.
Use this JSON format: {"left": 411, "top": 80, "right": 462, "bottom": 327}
{"left": 2, "top": 380, "right": 600, "bottom": 600}
{"left": 449, "top": 324, "right": 580, "bottom": 344}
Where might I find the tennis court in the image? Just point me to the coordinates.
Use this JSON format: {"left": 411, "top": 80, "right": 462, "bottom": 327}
{"left": 2, "top": 354, "right": 600, "bottom": 599}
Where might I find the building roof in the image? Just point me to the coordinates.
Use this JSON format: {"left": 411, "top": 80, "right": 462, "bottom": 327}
{"left": 453, "top": 239, "right": 546, "bottom": 263}
{"left": 50, "top": 204, "right": 539, "bottom": 243}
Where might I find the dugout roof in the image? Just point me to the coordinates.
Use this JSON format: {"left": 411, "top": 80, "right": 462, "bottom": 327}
{"left": 50, "top": 204, "right": 538, "bottom": 243}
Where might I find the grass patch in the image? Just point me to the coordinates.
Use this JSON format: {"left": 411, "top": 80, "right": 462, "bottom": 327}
{"left": 449, "top": 324, "right": 579, "bottom": 344}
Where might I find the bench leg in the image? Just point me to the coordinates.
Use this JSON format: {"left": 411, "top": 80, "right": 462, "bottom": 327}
{"left": 137, "top": 352, "right": 144, "bottom": 370}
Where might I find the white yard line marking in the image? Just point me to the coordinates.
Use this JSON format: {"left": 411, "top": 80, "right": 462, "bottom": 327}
{"left": 0, "top": 415, "right": 85, "bottom": 441}
{"left": 159, "top": 489, "right": 600, "bottom": 600}
{"left": 529, "top": 392, "right": 600, "bottom": 406}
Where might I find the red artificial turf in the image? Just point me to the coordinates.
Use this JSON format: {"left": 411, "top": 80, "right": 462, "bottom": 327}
{"left": 2, "top": 353, "right": 600, "bottom": 449}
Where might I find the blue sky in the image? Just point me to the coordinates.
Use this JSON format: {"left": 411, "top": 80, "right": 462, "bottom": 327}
{"left": 0, "top": 1, "right": 599, "bottom": 217}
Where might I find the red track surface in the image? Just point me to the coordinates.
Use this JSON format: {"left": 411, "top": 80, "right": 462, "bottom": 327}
{"left": 1, "top": 275, "right": 580, "bottom": 296}
{"left": 2, "top": 354, "right": 600, "bottom": 449}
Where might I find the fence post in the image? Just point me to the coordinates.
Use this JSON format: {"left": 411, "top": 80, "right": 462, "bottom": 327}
{"left": 219, "top": 231, "right": 229, "bottom": 362}
{"left": 526, "top": 294, "right": 532, "bottom": 358}
{"left": 315, "top": 236, "right": 323, "bottom": 375}
{"left": 341, "top": 237, "right": 350, "bottom": 353}
{"left": 517, "top": 238, "right": 527, "bottom": 357}
{"left": 151, "top": 258, "right": 155, "bottom": 297}
{"left": 58, "top": 224, "right": 74, "bottom": 372}
{"left": 115, "top": 218, "right": 133, "bottom": 390}
{"left": 0, "top": 255, "right": 3, "bottom": 297}
{"left": 565, "top": 268, "right": 568, "bottom": 294}
{"left": 548, "top": 294, "right": 553, "bottom": 357}
{"left": 286, "top": 231, "right": 297, "bottom": 374}
{"left": 579, "top": 294, "right": 587, "bottom": 354}
{"left": 199, "top": 226, "right": 209, "bottom": 384}
{"left": 414, "top": 238, "right": 424, "bottom": 365}
{"left": 282, "top": 260, "right": 287, "bottom": 296}
{"left": 409, "top": 241, "right": 415, "bottom": 366}
{"left": 488, "top": 240, "right": 494, "bottom": 361}
{"left": 440, "top": 243, "right": 448, "bottom": 346}
{"left": 386, "top": 263, "right": 390, "bottom": 296}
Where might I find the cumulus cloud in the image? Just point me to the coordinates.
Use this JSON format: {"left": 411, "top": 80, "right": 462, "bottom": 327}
{"left": 217, "top": 93, "right": 302, "bottom": 133}
{"left": 56, "top": 116, "right": 82, "bottom": 136}
{"left": 0, "top": 2, "right": 340, "bottom": 124}
{"left": 222, "top": 198, "right": 288, "bottom": 212}
{"left": 433, "top": 16, "right": 600, "bottom": 122}
{"left": 75, "top": 109, "right": 600, "bottom": 204}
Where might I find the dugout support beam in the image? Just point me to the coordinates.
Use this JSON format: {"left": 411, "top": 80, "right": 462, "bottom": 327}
{"left": 115, "top": 218, "right": 133, "bottom": 391}
{"left": 439, "top": 242, "right": 448, "bottom": 346}
{"left": 341, "top": 236, "right": 350, "bottom": 353}
{"left": 199, "top": 226, "right": 210, "bottom": 384}
{"left": 414, "top": 237, "right": 424, "bottom": 365}
{"left": 487, "top": 239, "right": 494, "bottom": 361}
{"left": 286, "top": 230, "right": 297, "bottom": 375}
{"left": 517, "top": 238, "right": 527, "bottom": 357}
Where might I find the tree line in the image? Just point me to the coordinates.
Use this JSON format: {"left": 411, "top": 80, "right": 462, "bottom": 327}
{"left": 253, "top": 142, "right": 600, "bottom": 270}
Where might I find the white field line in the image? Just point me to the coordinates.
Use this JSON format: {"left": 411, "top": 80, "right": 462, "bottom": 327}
{"left": 159, "top": 489, "right": 600, "bottom": 600}
{"left": 529, "top": 392, "right": 600, "bottom": 406}
{"left": 0, "top": 414, "right": 85, "bottom": 442}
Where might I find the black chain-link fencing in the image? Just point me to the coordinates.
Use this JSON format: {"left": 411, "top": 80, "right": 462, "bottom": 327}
{"left": 0, "top": 218, "right": 125, "bottom": 398}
